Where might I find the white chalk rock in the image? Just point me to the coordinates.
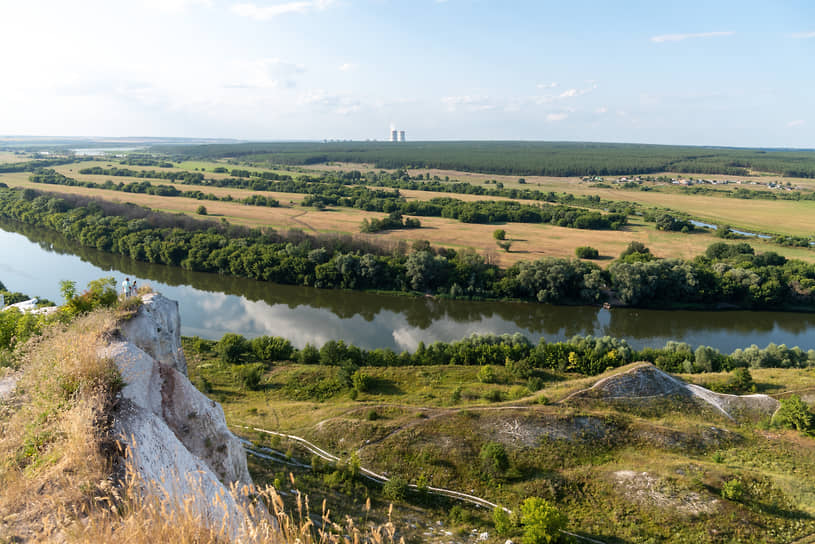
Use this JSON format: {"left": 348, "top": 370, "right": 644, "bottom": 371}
{"left": 101, "top": 292, "right": 254, "bottom": 536}
{"left": 118, "top": 293, "right": 187, "bottom": 375}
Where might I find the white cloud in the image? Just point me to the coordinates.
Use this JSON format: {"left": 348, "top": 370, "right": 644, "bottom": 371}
{"left": 546, "top": 112, "right": 568, "bottom": 122}
{"left": 440, "top": 95, "right": 495, "bottom": 112}
{"left": 650, "top": 31, "right": 734, "bottom": 43}
{"left": 141, "top": 0, "right": 212, "bottom": 12}
{"left": 226, "top": 57, "right": 305, "bottom": 89}
{"left": 298, "top": 89, "right": 361, "bottom": 115}
{"left": 790, "top": 32, "right": 815, "bottom": 39}
{"left": 595, "top": 106, "right": 608, "bottom": 114}
{"left": 231, "top": 0, "right": 335, "bottom": 20}
{"left": 787, "top": 120, "right": 805, "bottom": 127}
{"left": 536, "top": 82, "right": 558, "bottom": 89}
{"left": 339, "top": 62, "right": 356, "bottom": 71}
{"left": 559, "top": 88, "right": 578, "bottom": 98}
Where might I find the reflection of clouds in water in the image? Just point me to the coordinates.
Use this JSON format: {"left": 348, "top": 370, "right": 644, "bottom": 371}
{"left": 392, "top": 315, "right": 548, "bottom": 353}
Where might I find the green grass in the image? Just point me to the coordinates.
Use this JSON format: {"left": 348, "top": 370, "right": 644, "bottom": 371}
{"left": 185, "top": 339, "right": 815, "bottom": 543}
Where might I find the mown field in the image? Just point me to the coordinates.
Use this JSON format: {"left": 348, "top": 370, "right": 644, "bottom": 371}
{"left": 4, "top": 170, "right": 815, "bottom": 266}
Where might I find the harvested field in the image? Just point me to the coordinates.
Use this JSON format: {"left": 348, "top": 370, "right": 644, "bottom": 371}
{"left": 4, "top": 171, "right": 815, "bottom": 267}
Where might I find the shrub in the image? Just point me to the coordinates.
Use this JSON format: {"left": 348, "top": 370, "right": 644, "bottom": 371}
{"left": 298, "top": 343, "right": 320, "bottom": 364}
{"left": 215, "top": 333, "right": 249, "bottom": 364}
{"left": 493, "top": 229, "right": 506, "bottom": 240}
{"left": 493, "top": 507, "right": 514, "bottom": 536}
{"left": 250, "top": 335, "right": 293, "bottom": 363}
{"left": 233, "top": 363, "right": 265, "bottom": 390}
{"left": 575, "top": 246, "right": 599, "bottom": 259}
{"left": 352, "top": 369, "right": 372, "bottom": 393}
{"left": 477, "top": 364, "right": 498, "bottom": 384}
{"left": 480, "top": 441, "right": 509, "bottom": 478}
{"left": 772, "top": 395, "right": 814, "bottom": 432}
{"left": 196, "top": 205, "right": 207, "bottom": 215}
{"left": 382, "top": 476, "right": 408, "bottom": 501}
{"left": 520, "top": 497, "right": 567, "bottom": 544}
{"left": 721, "top": 478, "right": 745, "bottom": 501}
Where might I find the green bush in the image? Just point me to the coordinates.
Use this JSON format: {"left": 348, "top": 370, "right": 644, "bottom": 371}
{"left": 493, "top": 507, "right": 514, "bottom": 536}
{"left": 233, "top": 363, "right": 265, "bottom": 390}
{"left": 382, "top": 476, "right": 408, "bottom": 501}
{"left": 772, "top": 395, "right": 814, "bottom": 432}
{"left": 477, "top": 364, "right": 498, "bottom": 384}
{"left": 250, "top": 335, "right": 293, "bottom": 363}
{"left": 480, "top": 441, "right": 509, "bottom": 478}
{"left": 493, "top": 229, "right": 506, "bottom": 240}
{"left": 352, "top": 369, "right": 372, "bottom": 392}
{"left": 575, "top": 246, "right": 599, "bottom": 259}
{"left": 216, "top": 333, "right": 249, "bottom": 364}
{"left": 520, "top": 497, "right": 567, "bottom": 544}
{"left": 721, "top": 478, "right": 745, "bottom": 501}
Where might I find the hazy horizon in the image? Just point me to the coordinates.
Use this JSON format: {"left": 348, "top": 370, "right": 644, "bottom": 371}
{"left": 1, "top": 1, "right": 812, "bottom": 148}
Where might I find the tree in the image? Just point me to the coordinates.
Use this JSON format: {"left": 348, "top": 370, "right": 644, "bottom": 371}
{"left": 497, "top": 240, "right": 512, "bottom": 252}
{"left": 493, "top": 229, "right": 506, "bottom": 240}
{"left": 196, "top": 205, "right": 208, "bottom": 215}
{"left": 520, "top": 497, "right": 567, "bottom": 544}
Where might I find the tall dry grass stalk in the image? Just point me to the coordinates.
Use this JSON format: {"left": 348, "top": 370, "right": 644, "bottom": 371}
{"left": 76, "top": 454, "right": 401, "bottom": 544}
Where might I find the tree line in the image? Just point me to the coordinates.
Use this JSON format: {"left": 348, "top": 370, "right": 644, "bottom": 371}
{"left": 29, "top": 169, "right": 280, "bottom": 208}
{"left": 35, "top": 168, "right": 628, "bottom": 231}
{"left": 148, "top": 141, "right": 815, "bottom": 178}
{"left": 201, "top": 330, "right": 815, "bottom": 380}
{"left": 1, "top": 187, "right": 814, "bottom": 310}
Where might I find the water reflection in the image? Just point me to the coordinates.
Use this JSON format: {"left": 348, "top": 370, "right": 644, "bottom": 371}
{"left": 2, "top": 218, "right": 814, "bottom": 352}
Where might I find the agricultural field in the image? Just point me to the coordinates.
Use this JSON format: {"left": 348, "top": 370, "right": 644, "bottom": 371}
{"left": 3, "top": 166, "right": 815, "bottom": 267}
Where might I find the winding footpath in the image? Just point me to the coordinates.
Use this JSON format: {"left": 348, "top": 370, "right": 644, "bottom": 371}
{"left": 235, "top": 424, "right": 607, "bottom": 544}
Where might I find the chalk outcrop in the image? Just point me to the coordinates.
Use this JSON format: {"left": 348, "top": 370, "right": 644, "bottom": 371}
{"left": 564, "top": 362, "right": 780, "bottom": 422}
{"left": 101, "top": 293, "right": 252, "bottom": 533}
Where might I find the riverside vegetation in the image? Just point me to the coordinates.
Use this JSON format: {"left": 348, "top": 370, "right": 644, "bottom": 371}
{"left": 183, "top": 326, "right": 815, "bottom": 543}
{"left": 1, "top": 187, "right": 815, "bottom": 310}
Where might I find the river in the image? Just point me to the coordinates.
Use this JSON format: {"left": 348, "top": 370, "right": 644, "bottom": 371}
{"left": 2, "top": 220, "right": 814, "bottom": 353}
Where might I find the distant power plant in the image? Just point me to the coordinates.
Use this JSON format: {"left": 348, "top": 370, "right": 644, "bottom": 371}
{"left": 390, "top": 128, "right": 406, "bottom": 142}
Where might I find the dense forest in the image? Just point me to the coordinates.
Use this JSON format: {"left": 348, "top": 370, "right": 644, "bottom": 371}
{"left": 1, "top": 187, "right": 814, "bottom": 310}
{"left": 151, "top": 141, "right": 815, "bottom": 178}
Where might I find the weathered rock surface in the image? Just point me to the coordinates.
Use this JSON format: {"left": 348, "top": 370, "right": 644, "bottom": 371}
{"left": 118, "top": 292, "right": 187, "bottom": 375}
{"left": 100, "top": 293, "right": 252, "bottom": 534}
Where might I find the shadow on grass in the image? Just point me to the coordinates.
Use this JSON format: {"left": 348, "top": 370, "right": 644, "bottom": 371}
{"left": 367, "top": 377, "right": 404, "bottom": 396}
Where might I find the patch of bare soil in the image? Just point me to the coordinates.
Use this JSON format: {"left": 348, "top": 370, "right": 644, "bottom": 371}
{"left": 613, "top": 470, "right": 720, "bottom": 516}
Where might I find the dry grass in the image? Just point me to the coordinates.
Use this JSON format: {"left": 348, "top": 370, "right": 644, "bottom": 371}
{"left": 0, "top": 306, "right": 401, "bottom": 543}
{"left": 0, "top": 310, "right": 120, "bottom": 542}
{"left": 77, "top": 470, "right": 399, "bottom": 544}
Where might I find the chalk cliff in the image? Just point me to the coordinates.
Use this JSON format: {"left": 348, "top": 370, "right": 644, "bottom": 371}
{"left": 100, "top": 293, "right": 253, "bottom": 533}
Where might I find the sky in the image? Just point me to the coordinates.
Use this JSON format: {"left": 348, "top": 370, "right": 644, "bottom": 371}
{"left": 0, "top": 0, "right": 813, "bottom": 147}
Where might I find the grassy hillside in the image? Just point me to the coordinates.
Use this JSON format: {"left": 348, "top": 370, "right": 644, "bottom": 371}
{"left": 187, "top": 337, "right": 815, "bottom": 544}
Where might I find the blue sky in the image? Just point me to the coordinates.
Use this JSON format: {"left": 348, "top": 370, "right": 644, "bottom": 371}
{"left": 0, "top": 0, "right": 812, "bottom": 146}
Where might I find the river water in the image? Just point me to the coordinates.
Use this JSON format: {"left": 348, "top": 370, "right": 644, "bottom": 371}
{"left": 2, "top": 220, "right": 814, "bottom": 353}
